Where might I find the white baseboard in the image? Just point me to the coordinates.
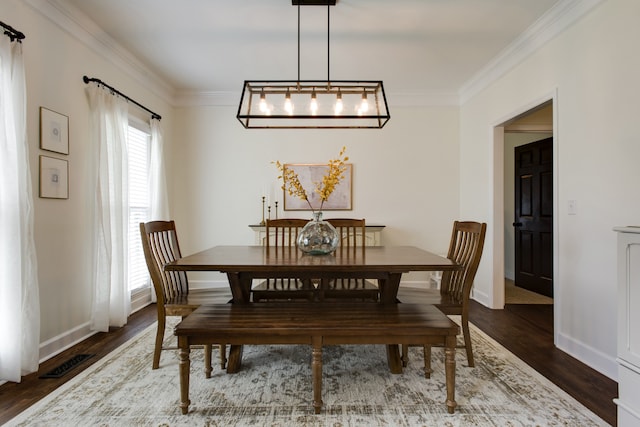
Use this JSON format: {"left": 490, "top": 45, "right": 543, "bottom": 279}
{"left": 39, "top": 322, "right": 97, "bottom": 364}
{"left": 557, "top": 331, "right": 618, "bottom": 381}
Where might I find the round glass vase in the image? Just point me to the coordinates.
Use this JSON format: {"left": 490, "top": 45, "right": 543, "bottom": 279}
{"left": 297, "top": 212, "right": 340, "bottom": 255}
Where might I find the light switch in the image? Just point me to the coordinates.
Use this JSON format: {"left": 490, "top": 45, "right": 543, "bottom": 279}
{"left": 568, "top": 200, "right": 577, "bottom": 215}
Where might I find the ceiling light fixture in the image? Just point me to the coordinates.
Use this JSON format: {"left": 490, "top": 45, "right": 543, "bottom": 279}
{"left": 237, "top": 0, "right": 390, "bottom": 129}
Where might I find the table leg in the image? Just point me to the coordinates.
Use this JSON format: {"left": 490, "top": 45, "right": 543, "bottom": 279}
{"left": 225, "top": 272, "right": 252, "bottom": 373}
{"left": 312, "top": 336, "right": 323, "bottom": 414}
{"left": 385, "top": 344, "right": 403, "bottom": 374}
{"left": 379, "top": 272, "right": 402, "bottom": 303}
{"left": 178, "top": 337, "right": 191, "bottom": 415}
{"left": 226, "top": 345, "right": 244, "bottom": 374}
{"left": 444, "top": 336, "right": 457, "bottom": 414}
{"left": 226, "top": 272, "right": 252, "bottom": 303}
{"left": 381, "top": 272, "right": 404, "bottom": 373}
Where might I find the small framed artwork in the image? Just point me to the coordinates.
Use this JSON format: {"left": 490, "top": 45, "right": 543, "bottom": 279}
{"left": 39, "top": 155, "right": 68, "bottom": 199}
{"left": 40, "top": 107, "right": 69, "bottom": 155}
{"left": 283, "top": 163, "right": 353, "bottom": 211}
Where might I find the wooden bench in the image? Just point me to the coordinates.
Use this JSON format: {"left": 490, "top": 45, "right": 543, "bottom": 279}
{"left": 174, "top": 303, "right": 460, "bottom": 415}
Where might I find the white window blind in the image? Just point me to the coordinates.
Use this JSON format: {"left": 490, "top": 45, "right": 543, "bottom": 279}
{"left": 127, "top": 124, "right": 151, "bottom": 292}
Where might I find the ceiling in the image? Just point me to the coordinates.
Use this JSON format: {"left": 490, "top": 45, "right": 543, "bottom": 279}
{"left": 56, "top": 0, "right": 562, "bottom": 103}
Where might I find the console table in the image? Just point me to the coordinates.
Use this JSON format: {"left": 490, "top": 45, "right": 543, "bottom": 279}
{"left": 249, "top": 223, "right": 385, "bottom": 246}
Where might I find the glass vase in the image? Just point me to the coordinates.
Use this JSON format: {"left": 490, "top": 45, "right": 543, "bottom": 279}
{"left": 297, "top": 212, "right": 339, "bottom": 255}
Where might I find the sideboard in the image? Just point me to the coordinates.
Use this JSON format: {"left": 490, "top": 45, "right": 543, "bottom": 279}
{"left": 614, "top": 226, "right": 640, "bottom": 427}
{"left": 249, "top": 224, "right": 385, "bottom": 246}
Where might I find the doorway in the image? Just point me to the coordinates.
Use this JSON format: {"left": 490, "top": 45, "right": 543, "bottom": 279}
{"left": 500, "top": 100, "right": 554, "bottom": 305}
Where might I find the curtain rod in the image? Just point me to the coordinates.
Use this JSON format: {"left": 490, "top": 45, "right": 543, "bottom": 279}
{"left": 1, "top": 20, "right": 25, "bottom": 42}
{"left": 82, "top": 75, "right": 161, "bottom": 120}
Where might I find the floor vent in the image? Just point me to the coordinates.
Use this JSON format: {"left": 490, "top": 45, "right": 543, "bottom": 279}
{"left": 39, "top": 354, "right": 95, "bottom": 379}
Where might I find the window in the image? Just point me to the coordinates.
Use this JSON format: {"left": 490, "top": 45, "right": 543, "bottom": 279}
{"left": 127, "top": 123, "right": 151, "bottom": 292}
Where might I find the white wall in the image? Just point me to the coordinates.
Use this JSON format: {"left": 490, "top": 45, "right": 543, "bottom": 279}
{"left": 4, "top": 0, "right": 174, "bottom": 359}
{"left": 460, "top": 0, "right": 640, "bottom": 379}
{"left": 170, "top": 105, "right": 461, "bottom": 286}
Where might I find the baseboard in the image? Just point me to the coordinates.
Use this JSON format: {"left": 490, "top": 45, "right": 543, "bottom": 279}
{"left": 39, "top": 322, "right": 97, "bottom": 364}
{"left": 557, "top": 331, "right": 618, "bottom": 381}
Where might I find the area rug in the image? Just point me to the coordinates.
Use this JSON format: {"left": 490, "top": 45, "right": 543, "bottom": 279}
{"left": 5, "top": 317, "right": 607, "bottom": 427}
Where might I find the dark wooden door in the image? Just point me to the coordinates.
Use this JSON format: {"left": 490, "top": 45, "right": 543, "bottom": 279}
{"left": 514, "top": 137, "right": 553, "bottom": 298}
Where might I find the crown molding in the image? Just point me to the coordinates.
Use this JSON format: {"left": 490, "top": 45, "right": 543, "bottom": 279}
{"left": 459, "top": 0, "right": 605, "bottom": 105}
{"left": 25, "top": 0, "right": 175, "bottom": 106}
{"left": 26, "top": 0, "right": 605, "bottom": 110}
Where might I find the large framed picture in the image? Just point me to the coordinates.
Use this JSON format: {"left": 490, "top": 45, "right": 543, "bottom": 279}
{"left": 283, "top": 163, "right": 352, "bottom": 211}
{"left": 40, "top": 107, "right": 69, "bottom": 155}
{"left": 39, "top": 155, "right": 69, "bottom": 199}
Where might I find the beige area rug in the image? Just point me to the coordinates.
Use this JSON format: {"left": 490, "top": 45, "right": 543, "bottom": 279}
{"left": 505, "top": 279, "right": 554, "bottom": 304}
{"left": 6, "top": 317, "right": 607, "bottom": 427}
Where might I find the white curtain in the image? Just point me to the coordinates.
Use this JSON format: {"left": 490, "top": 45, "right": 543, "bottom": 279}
{"left": 149, "top": 118, "right": 169, "bottom": 221}
{"left": 148, "top": 118, "right": 168, "bottom": 303}
{"left": 87, "top": 83, "right": 131, "bottom": 332}
{"left": 0, "top": 36, "right": 41, "bottom": 382}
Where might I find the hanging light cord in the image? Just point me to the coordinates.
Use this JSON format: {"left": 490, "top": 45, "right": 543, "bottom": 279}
{"left": 297, "top": 2, "right": 301, "bottom": 83}
{"left": 327, "top": 2, "right": 330, "bottom": 82}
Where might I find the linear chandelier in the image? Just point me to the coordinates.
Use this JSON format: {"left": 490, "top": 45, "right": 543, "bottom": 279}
{"left": 237, "top": 1, "right": 390, "bottom": 129}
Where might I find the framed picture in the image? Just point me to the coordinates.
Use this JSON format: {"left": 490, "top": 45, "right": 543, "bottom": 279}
{"left": 39, "top": 155, "right": 68, "bottom": 199}
{"left": 283, "top": 163, "right": 352, "bottom": 211}
{"left": 40, "top": 107, "right": 69, "bottom": 155}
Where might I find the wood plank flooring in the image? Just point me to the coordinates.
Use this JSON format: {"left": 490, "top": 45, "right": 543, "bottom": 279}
{"left": 0, "top": 301, "right": 617, "bottom": 426}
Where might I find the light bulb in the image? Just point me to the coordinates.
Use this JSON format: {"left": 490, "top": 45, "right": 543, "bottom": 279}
{"left": 259, "top": 92, "right": 268, "bottom": 113}
{"left": 360, "top": 92, "right": 369, "bottom": 113}
{"left": 334, "top": 92, "right": 343, "bottom": 115}
{"left": 284, "top": 91, "right": 294, "bottom": 115}
{"left": 310, "top": 91, "right": 318, "bottom": 115}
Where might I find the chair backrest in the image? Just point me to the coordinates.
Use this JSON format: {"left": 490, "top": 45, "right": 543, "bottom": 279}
{"left": 140, "top": 220, "right": 189, "bottom": 304}
{"left": 264, "top": 218, "right": 309, "bottom": 248}
{"left": 441, "top": 221, "right": 487, "bottom": 303}
{"left": 325, "top": 218, "right": 366, "bottom": 255}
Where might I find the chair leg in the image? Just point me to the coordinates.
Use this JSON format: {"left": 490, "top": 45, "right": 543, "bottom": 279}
{"left": 204, "top": 344, "right": 212, "bottom": 378}
{"left": 219, "top": 344, "right": 227, "bottom": 369}
{"left": 423, "top": 345, "right": 433, "bottom": 379}
{"left": 461, "top": 315, "right": 474, "bottom": 367}
{"left": 401, "top": 344, "right": 409, "bottom": 367}
{"left": 153, "top": 316, "right": 166, "bottom": 370}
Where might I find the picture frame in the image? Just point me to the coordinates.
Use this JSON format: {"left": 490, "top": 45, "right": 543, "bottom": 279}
{"left": 39, "top": 155, "right": 69, "bottom": 199}
{"left": 283, "top": 163, "right": 352, "bottom": 211}
{"left": 40, "top": 107, "right": 69, "bottom": 155}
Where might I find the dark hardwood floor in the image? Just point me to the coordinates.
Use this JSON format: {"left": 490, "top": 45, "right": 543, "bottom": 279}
{"left": 0, "top": 301, "right": 617, "bottom": 426}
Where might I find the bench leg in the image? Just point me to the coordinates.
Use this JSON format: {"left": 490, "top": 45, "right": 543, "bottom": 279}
{"left": 204, "top": 344, "right": 212, "bottom": 379}
{"left": 423, "top": 345, "right": 433, "bottom": 379}
{"left": 312, "top": 336, "right": 323, "bottom": 414}
{"left": 444, "top": 336, "right": 457, "bottom": 414}
{"left": 178, "top": 337, "right": 191, "bottom": 415}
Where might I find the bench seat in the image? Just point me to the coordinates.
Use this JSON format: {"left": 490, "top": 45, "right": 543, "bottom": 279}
{"left": 174, "top": 303, "right": 459, "bottom": 415}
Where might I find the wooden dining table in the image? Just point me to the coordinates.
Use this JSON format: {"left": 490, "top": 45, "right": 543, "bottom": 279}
{"left": 165, "top": 245, "right": 461, "bottom": 373}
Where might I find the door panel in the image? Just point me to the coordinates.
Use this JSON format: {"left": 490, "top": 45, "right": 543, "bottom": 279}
{"left": 514, "top": 137, "right": 554, "bottom": 298}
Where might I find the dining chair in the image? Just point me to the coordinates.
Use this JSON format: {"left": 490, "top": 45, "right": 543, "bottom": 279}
{"left": 397, "top": 221, "right": 486, "bottom": 370}
{"left": 251, "top": 218, "right": 315, "bottom": 302}
{"left": 319, "top": 218, "right": 379, "bottom": 301}
{"left": 139, "top": 220, "right": 228, "bottom": 376}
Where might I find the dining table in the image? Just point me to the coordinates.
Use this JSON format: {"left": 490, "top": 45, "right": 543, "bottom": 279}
{"left": 165, "top": 245, "right": 461, "bottom": 373}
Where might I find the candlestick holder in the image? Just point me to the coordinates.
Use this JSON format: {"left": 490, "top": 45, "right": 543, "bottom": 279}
{"left": 260, "top": 196, "right": 266, "bottom": 225}
{"left": 275, "top": 201, "right": 279, "bottom": 219}
{"left": 268, "top": 205, "right": 271, "bottom": 221}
